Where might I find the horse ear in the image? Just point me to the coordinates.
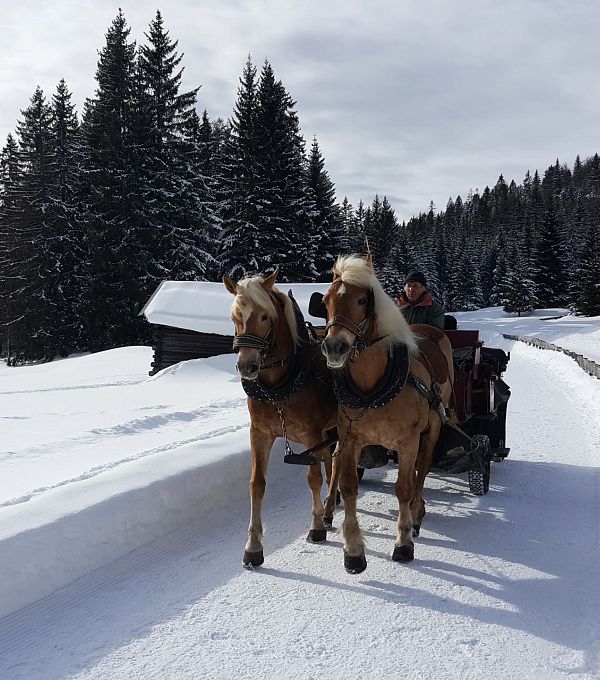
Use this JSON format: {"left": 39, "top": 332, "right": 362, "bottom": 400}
{"left": 223, "top": 275, "right": 238, "bottom": 295}
{"left": 365, "top": 252, "right": 374, "bottom": 269}
{"left": 261, "top": 269, "right": 278, "bottom": 292}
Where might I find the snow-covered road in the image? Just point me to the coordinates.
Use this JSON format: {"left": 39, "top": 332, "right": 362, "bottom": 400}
{"left": 1, "top": 340, "right": 599, "bottom": 680}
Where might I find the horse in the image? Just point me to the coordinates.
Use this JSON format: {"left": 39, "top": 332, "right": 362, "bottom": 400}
{"left": 223, "top": 270, "right": 338, "bottom": 567}
{"left": 320, "top": 254, "right": 454, "bottom": 573}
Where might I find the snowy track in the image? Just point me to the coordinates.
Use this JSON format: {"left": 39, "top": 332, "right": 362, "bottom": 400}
{"left": 1, "top": 341, "right": 599, "bottom": 679}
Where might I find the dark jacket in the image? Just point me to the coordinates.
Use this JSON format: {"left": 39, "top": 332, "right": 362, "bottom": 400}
{"left": 395, "top": 290, "right": 445, "bottom": 329}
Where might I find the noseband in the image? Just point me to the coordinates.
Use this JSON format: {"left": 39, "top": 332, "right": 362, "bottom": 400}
{"left": 232, "top": 329, "right": 273, "bottom": 353}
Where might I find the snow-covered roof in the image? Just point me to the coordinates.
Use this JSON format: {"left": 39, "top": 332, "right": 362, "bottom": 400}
{"left": 140, "top": 280, "right": 330, "bottom": 335}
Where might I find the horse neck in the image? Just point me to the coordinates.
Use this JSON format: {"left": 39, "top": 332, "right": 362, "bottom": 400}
{"left": 259, "top": 299, "right": 295, "bottom": 387}
{"left": 348, "top": 319, "right": 390, "bottom": 392}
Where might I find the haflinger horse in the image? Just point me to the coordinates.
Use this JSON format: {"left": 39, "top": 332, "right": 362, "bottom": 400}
{"left": 321, "top": 254, "right": 454, "bottom": 573}
{"left": 223, "top": 270, "right": 338, "bottom": 568}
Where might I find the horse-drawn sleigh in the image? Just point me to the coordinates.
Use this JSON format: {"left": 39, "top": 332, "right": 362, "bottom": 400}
{"left": 223, "top": 255, "right": 510, "bottom": 574}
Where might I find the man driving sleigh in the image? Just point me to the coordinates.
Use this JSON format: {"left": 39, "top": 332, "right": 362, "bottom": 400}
{"left": 395, "top": 270, "right": 445, "bottom": 330}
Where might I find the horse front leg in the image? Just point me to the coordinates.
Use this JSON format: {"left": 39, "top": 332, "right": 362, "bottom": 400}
{"left": 393, "top": 437, "right": 420, "bottom": 563}
{"left": 339, "top": 439, "right": 367, "bottom": 574}
{"left": 243, "top": 427, "right": 275, "bottom": 567}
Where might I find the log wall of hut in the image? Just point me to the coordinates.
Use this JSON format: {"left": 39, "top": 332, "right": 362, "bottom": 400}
{"left": 150, "top": 325, "right": 235, "bottom": 375}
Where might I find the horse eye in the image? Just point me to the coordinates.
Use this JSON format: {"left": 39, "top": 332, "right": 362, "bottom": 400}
{"left": 358, "top": 297, "right": 367, "bottom": 305}
{"left": 261, "top": 314, "right": 268, "bottom": 322}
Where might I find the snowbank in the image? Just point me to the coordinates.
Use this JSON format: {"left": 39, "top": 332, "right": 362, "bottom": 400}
{"left": 0, "top": 350, "right": 256, "bottom": 618}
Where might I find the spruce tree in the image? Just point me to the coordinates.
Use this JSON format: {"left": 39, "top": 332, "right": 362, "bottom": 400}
{"left": 255, "top": 61, "right": 317, "bottom": 281}
{"left": 46, "top": 79, "right": 84, "bottom": 354}
{"left": 79, "top": 10, "right": 142, "bottom": 349}
{"left": 219, "top": 58, "right": 318, "bottom": 281}
{"left": 572, "top": 226, "right": 600, "bottom": 316}
{"left": 306, "top": 137, "right": 343, "bottom": 279}
{"left": 218, "top": 57, "right": 264, "bottom": 278}
{"left": 502, "top": 247, "right": 538, "bottom": 316}
{"left": 0, "top": 134, "right": 21, "bottom": 355}
{"left": 8, "top": 87, "right": 55, "bottom": 359}
{"left": 534, "top": 200, "right": 567, "bottom": 307}
{"left": 138, "top": 10, "right": 216, "bottom": 283}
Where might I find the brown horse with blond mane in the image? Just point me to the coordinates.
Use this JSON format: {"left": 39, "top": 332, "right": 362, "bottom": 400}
{"left": 223, "top": 270, "right": 338, "bottom": 567}
{"left": 321, "top": 254, "right": 454, "bottom": 573}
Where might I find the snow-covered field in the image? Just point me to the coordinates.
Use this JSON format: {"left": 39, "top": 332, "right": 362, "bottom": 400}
{"left": 0, "top": 307, "right": 599, "bottom": 679}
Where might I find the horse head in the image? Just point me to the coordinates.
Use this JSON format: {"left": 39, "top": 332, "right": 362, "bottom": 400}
{"left": 223, "top": 270, "right": 295, "bottom": 381}
{"left": 321, "top": 253, "right": 417, "bottom": 369}
{"left": 321, "top": 254, "right": 375, "bottom": 369}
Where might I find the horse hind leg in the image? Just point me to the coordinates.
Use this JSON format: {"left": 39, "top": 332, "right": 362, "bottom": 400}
{"left": 393, "top": 439, "right": 420, "bottom": 563}
{"left": 323, "top": 445, "right": 342, "bottom": 528}
{"left": 411, "top": 423, "right": 439, "bottom": 537}
{"left": 244, "top": 429, "right": 275, "bottom": 568}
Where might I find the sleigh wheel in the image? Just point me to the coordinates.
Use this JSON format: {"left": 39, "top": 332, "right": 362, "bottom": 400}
{"left": 468, "top": 434, "right": 491, "bottom": 496}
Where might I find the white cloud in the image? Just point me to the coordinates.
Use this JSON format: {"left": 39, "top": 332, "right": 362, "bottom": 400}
{"left": 2, "top": 0, "right": 599, "bottom": 221}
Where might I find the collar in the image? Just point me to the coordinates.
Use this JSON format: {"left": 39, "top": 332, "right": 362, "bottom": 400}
{"left": 397, "top": 290, "right": 433, "bottom": 308}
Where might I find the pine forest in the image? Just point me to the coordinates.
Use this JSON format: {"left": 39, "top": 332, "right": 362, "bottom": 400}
{"left": 1, "top": 10, "right": 599, "bottom": 362}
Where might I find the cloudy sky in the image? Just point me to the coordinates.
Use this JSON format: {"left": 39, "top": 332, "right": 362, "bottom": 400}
{"left": 1, "top": 0, "right": 599, "bottom": 221}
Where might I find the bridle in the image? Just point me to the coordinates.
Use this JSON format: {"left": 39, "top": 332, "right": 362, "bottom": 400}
{"left": 232, "top": 298, "right": 292, "bottom": 371}
{"left": 324, "top": 283, "right": 386, "bottom": 353}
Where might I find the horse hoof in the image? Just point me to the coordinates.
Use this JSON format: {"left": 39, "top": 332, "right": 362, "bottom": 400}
{"left": 243, "top": 549, "right": 264, "bottom": 568}
{"left": 392, "top": 545, "right": 414, "bottom": 563}
{"left": 307, "top": 528, "right": 327, "bottom": 543}
{"left": 323, "top": 515, "right": 334, "bottom": 529}
{"left": 412, "top": 524, "right": 420, "bottom": 538}
{"left": 344, "top": 551, "right": 367, "bottom": 574}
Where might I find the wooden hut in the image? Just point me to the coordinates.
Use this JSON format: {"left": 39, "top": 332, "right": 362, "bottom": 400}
{"left": 140, "top": 281, "right": 328, "bottom": 375}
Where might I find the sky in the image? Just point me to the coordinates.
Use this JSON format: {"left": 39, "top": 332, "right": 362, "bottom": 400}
{"left": 1, "top": 0, "right": 599, "bottom": 221}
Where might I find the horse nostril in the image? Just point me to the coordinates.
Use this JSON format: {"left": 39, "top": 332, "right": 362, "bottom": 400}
{"left": 336, "top": 339, "right": 349, "bottom": 355}
{"left": 248, "top": 362, "right": 259, "bottom": 374}
{"left": 323, "top": 337, "right": 349, "bottom": 357}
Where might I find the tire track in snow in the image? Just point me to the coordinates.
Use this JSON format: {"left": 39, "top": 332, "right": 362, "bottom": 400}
{"left": 0, "top": 378, "right": 144, "bottom": 395}
{"left": 0, "top": 396, "right": 246, "bottom": 463}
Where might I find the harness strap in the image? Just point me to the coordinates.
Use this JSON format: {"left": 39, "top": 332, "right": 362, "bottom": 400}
{"left": 407, "top": 373, "right": 447, "bottom": 423}
{"left": 325, "top": 315, "right": 370, "bottom": 337}
{"left": 232, "top": 331, "right": 271, "bottom": 352}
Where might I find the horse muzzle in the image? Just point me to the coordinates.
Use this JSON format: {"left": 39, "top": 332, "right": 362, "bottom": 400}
{"left": 236, "top": 352, "right": 261, "bottom": 380}
{"left": 322, "top": 336, "right": 351, "bottom": 369}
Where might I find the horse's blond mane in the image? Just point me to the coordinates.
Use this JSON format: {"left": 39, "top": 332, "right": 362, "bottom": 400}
{"left": 232, "top": 276, "right": 299, "bottom": 348}
{"left": 333, "top": 255, "right": 418, "bottom": 353}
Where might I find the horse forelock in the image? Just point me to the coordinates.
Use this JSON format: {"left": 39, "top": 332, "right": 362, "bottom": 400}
{"left": 231, "top": 276, "right": 299, "bottom": 348}
{"left": 332, "top": 255, "right": 418, "bottom": 353}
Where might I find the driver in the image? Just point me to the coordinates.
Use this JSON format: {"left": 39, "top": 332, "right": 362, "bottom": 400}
{"left": 395, "top": 271, "right": 445, "bottom": 329}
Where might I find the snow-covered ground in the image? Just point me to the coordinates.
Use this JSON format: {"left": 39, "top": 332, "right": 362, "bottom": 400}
{"left": 454, "top": 306, "right": 600, "bottom": 364}
{"left": 0, "top": 307, "right": 599, "bottom": 679}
